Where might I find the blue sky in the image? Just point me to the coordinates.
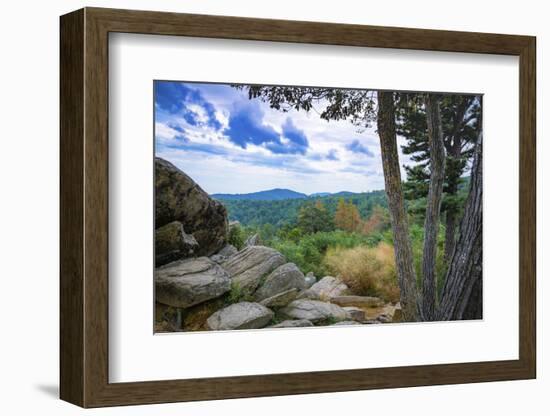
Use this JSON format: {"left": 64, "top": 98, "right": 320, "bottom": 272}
{"left": 155, "top": 81, "right": 411, "bottom": 195}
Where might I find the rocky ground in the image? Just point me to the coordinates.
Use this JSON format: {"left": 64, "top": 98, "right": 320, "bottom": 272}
{"left": 154, "top": 157, "right": 401, "bottom": 332}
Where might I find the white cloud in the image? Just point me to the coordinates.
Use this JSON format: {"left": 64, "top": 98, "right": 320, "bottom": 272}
{"left": 155, "top": 82, "right": 415, "bottom": 194}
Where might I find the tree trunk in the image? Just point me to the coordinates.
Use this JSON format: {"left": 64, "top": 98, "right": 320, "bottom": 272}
{"left": 421, "top": 94, "right": 446, "bottom": 321}
{"left": 437, "top": 124, "right": 483, "bottom": 321}
{"left": 443, "top": 97, "right": 470, "bottom": 262}
{"left": 377, "top": 91, "right": 418, "bottom": 321}
{"left": 444, "top": 207, "right": 458, "bottom": 263}
{"left": 443, "top": 135, "right": 463, "bottom": 263}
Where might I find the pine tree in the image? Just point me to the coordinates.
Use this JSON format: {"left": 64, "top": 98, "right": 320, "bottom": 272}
{"left": 297, "top": 200, "right": 334, "bottom": 234}
{"left": 397, "top": 94, "right": 481, "bottom": 261}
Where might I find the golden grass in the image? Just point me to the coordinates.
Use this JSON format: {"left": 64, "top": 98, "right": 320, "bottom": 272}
{"left": 324, "top": 242, "right": 400, "bottom": 303}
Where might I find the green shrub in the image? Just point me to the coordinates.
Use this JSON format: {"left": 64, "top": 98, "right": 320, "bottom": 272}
{"left": 270, "top": 230, "right": 379, "bottom": 277}
{"left": 228, "top": 223, "right": 245, "bottom": 250}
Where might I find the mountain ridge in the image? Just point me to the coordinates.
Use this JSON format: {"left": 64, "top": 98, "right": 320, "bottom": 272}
{"left": 211, "top": 188, "right": 363, "bottom": 201}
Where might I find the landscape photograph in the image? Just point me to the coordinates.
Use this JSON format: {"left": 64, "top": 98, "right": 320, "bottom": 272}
{"left": 153, "top": 80, "right": 483, "bottom": 333}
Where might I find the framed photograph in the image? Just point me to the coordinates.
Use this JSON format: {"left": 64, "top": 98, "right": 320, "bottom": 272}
{"left": 60, "top": 7, "right": 536, "bottom": 408}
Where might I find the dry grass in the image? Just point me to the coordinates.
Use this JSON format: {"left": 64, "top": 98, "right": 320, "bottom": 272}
{"left": 324, "top": 242, "right": 400, "bottom": 303}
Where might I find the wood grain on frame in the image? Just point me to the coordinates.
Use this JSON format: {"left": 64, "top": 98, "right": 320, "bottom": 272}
{"left": 60, "top": 7, "right": 536, "bottom": 408}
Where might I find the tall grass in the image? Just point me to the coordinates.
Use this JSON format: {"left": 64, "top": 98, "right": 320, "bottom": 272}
{"left": 324, "top": 242, "right": 400, "bottom": 303}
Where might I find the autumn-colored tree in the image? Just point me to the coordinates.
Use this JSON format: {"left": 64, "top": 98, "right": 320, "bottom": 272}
{"left": 335, "top": 199, "right": 362, "bottom": 232}
{"left": 362, "top": 205, "right": 390, "bottom": 235}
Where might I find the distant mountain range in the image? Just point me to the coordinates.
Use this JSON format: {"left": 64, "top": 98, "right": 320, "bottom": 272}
{"left": 211, "top": 188, "right": 360, "bottom": 201}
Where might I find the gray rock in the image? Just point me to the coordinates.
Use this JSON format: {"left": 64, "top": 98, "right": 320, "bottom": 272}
{"left": 343, "top": 306, "right": 366, "bottom": 322}
{"left": 245, "top": 233, "right": 261, "bottom": 246}
{"left": 270, "top": 319, "right": 314, "bottom": 328}
{"left": 298, "top": 276, "right": 349, "bottom": 301}
{"left": 259, "top": 288, "right": 299, "bottom": 308}
{"left": 206, "top": 302, "right": 274, "bottom": 330}
{"left": 155, "top": 158, "right": 227, "bottom": 257}
{"left": 279, "top": 299, "right": 348, "bottom": 323}
{"left": 209, "top": 244, "right": 238, "bottom": 264}
{"left": 331, "top": 320, "right": 362, "bottom": 326}
{"left": 155, "top": 221, "right": 199, "bottom": 267}
{"left": 219, "top": 244, "right": 238, "bottom": 257}
{"left": 222, "top": 246, "right": 285, "bottom": 293}
{"left": 304, "top": 272, "right": 316, "bottom": 288}
{"left": 329, "top": 295, "right": 384, "bottom": 308}
{"left": 155, "top": 257, "right": 231, "bottom": 308}
{"left": 254, "top": 263, "right": 306, "bottom": 301}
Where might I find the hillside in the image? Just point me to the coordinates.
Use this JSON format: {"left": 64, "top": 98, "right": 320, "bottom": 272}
{"left": 212, "top": 188, "right": 307, "bottom": 201}
{"left": 218, "top": 190, "right": 387, "bottom": 227}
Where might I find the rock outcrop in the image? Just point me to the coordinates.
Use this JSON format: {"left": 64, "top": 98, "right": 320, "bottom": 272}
{"left": 155, "top": 257, "right": 231, "bottom": 308}
{"left": 155, "top": 221, "right": 199, "bottom": 266}
{"left": 254, "top": 263, "right": 306, "bottom": 301}
{"left": 222, "top": 246, "right": 285, "bottom": 293}
{"left": 206, "top": 302, "right": 274, "bottom": 330}
{"left": 155, "top": 157, "right": 227, "bottom": 257}
{"left": 280, "top": 299, "right": 348, "bottom": 324}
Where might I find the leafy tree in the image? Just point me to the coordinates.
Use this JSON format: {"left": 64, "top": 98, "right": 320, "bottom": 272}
{"left": 297, "top": 200, "right": 334, "bottom": 234}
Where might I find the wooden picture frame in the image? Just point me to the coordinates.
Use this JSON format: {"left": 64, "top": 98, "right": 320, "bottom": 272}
{"left": 60, "top": 7, "right": 536, "bottom": 408}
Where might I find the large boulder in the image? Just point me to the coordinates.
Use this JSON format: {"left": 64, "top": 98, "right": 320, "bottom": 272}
{"left": 299, "top": 276, "right": 349, "bottom": 301}
{"left": 155, "top": 157, "right": 227, "bottom": 257}
{"left": 222, "top": 246, "right": 285, "bottom": 293}
{"left": 206, "top": 302, "right": 274, "bottom": 330}
{"left": 155, "top": 221, "right": 199, "bottom": 267}
{"left": 279, "top": 300, "right": 348, "bottom": 324}
{"left": 254, "top": 263, "right": 306, "bottom": 301}
{"left": 155, "top": 257, "right": 231, "bottom": 308}
{"left": 259, "top": 288, "right": 299, "bottom": 308}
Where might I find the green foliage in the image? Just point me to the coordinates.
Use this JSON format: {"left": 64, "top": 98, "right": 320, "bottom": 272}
{"left": 218, "top": 191, "right": 387, "bottom": 228}
{"left": 270, "top": 230, "right": 381, "bottom": 277}
{"left": 297, "top": 201, "right": 334, "bottom": 233}
{"left": 407, "top": 223, "right": 448, "bottom": 295}
{"left": 227, "top": 223, "right": 245, "bottom": 250}
{"left": 225, "top": 281, "right": 254, "bottom": 304}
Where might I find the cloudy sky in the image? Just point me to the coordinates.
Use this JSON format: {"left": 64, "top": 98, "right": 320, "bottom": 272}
{"left": 154, "top": 81, "right": 411, "bottom": 195}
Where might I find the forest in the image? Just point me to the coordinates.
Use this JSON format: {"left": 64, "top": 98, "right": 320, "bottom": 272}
{"left": 219, "top": 87, "right": 482, "bottom": 322}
